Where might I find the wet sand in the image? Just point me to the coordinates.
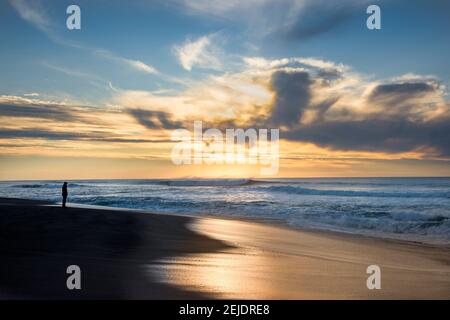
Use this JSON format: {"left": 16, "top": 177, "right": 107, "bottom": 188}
{"left": 1, "top": 198, "right": 449, "bottom": 299}
{"left": 156, "top": 218, "right": 450, "bottom": 299}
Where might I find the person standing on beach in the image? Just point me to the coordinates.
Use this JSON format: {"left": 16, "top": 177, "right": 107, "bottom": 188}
{"left": 62, "top": 182, "right": 68, "bottom": 208}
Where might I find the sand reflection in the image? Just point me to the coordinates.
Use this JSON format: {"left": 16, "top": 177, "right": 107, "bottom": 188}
{"left": 148, "top": 217, "right": 450, "bottom": 299}
{"left": 150, "top": 218, "right": 319, "bottom": 299}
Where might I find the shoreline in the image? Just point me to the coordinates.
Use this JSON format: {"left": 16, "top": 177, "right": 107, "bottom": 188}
{"left": 1, "top": 197, "right": 449, "bottom": 299}
{"left": 1, "top": 176, "right": 448, "bottom": 248}
{"left": 26, "top": 198, "right": 450, "bottom": 248}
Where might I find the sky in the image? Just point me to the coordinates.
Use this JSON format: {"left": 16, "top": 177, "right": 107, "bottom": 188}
{"left": 0, "top": 0, "right": 449, "bottom": 179}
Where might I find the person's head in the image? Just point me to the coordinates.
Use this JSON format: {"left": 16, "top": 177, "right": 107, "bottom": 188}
{"left": 63, "top": 182, "right": 67, "bottom": 186}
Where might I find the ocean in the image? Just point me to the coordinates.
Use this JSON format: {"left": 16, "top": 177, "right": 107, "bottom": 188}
{"left": 1, "top": 177, "right": 449, "bottom": 244}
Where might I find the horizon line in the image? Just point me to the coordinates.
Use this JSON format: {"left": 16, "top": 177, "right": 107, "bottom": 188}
{"left": 0, "top": 176, "right": 449, "bottom": 182}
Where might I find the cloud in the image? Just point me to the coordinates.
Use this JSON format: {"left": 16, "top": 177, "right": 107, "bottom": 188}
{"left": 284, "top": 116, "right": 450, "bottom": 156}
{"left": 243, "top": 56, "right": 348, "bottom": 76}
{"left": 124, "top": 59, "right": 159, "bottom": 74}
{"left": 173, "top": 34, "right": 222, "bottom": 71}
{"left": 8, "top": 0, "right": 79, "bottom": 47}
{"left": 10, "top": 2, "right": 159, "bottom": 76}
{"left": 128, "top": 109, "right": 184, "bottom": 130}
{"left": 94, "top": 49, "right": 159, "bottom": 74}
{"left": 242, "top": 57, "right": 291, "bottom": 69}
{"left": 9, "top": 0, "right": 52, "bottom": 34}
{"left": 0, "top": 95, "right": 80, "bottom": 121}
{"left": 268, "top": 70, "right": 312, "bottom": 126}
{"left": 118, "top": 55, "right": 450, "bottom": 157}
{"left": 42, "top": 62, "right": 112, "bottom": 91}
{"left": 263, "top": 70, "right": 450, "bottom": 156}
{"left": 368, "top": 82, "right": 436, "bottom": 103}
{"left": 295, "top": 57, "right": 348, "bottom": 73}
{"left": 0, "top": 95, "right": 175, "bottom": 146}
{"left": 0, "top": 128, "right": 172, "bottom": 144}
{"left": 114, "top": 71, "right": 272, "bottom": 125}
{"left": 0, "top": 94, "right": 115, "bottom": 130}
{"left": 279, "top": 0, "right": 367, "bottom": 39}
{"left": 170, "top": 0, "right": 371, "bottom": 39}
{"left": 0, "top": 128, "right": 90, "bottom": 140}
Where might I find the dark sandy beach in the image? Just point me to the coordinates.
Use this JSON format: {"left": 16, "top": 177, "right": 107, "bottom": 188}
{"left": 1, "top": 198, "right": 449, "bottom": 299}
{"left": 0, "top": 198, "right": 230, "bottom": 299}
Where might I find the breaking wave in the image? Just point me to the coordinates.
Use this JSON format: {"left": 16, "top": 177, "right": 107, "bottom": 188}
{"left": 261, "top": 185, "right": 450, "bottom": 199}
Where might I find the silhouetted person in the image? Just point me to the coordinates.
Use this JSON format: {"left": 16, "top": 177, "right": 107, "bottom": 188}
{"left": 62, "top": 182, "right": 68, "bottom": 208}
